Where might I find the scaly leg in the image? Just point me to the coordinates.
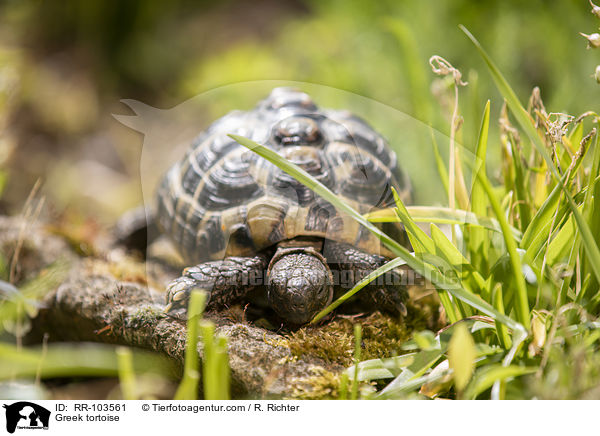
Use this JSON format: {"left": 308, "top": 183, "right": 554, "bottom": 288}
{"left": 165, "top": 254, "right": 269, "bottom": 317}
{"left": 323, "top": 241, "right": 413, "bottom": 317}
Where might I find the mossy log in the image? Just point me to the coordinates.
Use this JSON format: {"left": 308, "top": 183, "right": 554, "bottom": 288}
{"left": 0, "top": 216, "right": 340, "bottom": 398}
{"left": 30, "top": 271, "right": 335, "bottom": 398}
{"left": 4, "top": 215, "right": 436, "bottom": 399}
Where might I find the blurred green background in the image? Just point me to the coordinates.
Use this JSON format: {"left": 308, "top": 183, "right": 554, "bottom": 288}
{"left": 0, "top": 0, "right": 596, "bottom": 225}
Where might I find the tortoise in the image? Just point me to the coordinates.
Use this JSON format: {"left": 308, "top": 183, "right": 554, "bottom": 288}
{"left": 149, "top": 87, "right": 413, "bottom": 325}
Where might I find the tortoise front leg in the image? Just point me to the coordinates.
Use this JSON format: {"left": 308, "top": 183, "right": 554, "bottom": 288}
{"left": 323, "top": 241, "right": 412, "bottom": 317}
{"left": 165, "top": 254, "right": 269, "bottom": 317}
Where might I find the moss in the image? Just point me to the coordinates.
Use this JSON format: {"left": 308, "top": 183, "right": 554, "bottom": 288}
{"left": 289, "top": 366, "right": 341, "bottom": 400}
{"left": 289, "top": 367, "right": 381, "bottom": 399}
{"left": 284, "top": 293, "right": 443, "bottom": 366}
{"left": 285, "top": 325, "right": 353, "bottom": 365}
{"left": 130, "top": 306, "right": 164, "bottom": 329}
{"left": 285, "top": 312, "right": 405, "bottom": 366}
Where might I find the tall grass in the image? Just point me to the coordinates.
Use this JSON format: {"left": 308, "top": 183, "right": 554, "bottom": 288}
{"left": 232, "top": 24, "right": 600, "bottom": 398}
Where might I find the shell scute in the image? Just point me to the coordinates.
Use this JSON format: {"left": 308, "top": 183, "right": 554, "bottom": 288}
{"left": 156, "top": 88, "right": 410, "bottom": 263}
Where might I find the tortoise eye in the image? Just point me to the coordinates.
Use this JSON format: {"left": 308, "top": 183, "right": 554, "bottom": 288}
{"left": 273, "top": 117, "right": 323, "bottom": 146}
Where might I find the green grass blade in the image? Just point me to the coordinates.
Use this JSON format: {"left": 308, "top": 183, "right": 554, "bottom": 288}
{"left": 546, "top": 212, "right": 578, "bottom": 265}
{"left": 351, "top": 324, "right": 362, "bottom": 400}
{"left": 521, "top": 172, "right": 567, "bottom": 259}
{"left": 200, "top": 321, "right": 216, "bottom": 400}
{"left": 474, "top": 166, "right": 530, "bottom": 330}
{"left": 378, "top": 320, "right": 502, "bottom": 397}
{"left": 469, "top": 100, "right": 491, "bottom": 273}
{"left": 461, "top": 26, "right": 600, "bottom": 289}
{"left": 465, "top": 364, "right": 536, "bottom": 399}
{"left": 199, "top": 325, "right": 230, "bottom": 400}
{"left": 0, "top": 261, "right": 70, "bottom": 334}
{"left": 116, "top": 347, "right": 137, "bottom": 400}
{"left": 174, "top": 290, "right": 206, "bottom": 400}
{"left": 392, "top": 187, "right": 435, "bottom": 254}
{"left": 492, "top": 284, "right": 512, "bottom": 349}
{"left": 214, "top": 334, "right": 231, "bottom": 400}
{"left": 581, "top": 122, "right": 600, "bottom": 299}
{"left": 454, "top": 145, "right": 471, "bottom": 212}
{"left": 584, "top": 123, "right": 600, "bottom": 214}
{"left": 311, "top": 256, "right": 407, "bottom": 323}
{"left": 346, "top": 354, "right": 416, "bottom": 382}
{"left": 560, "top": 239, "right": 582, "bottom": 306}
{"left": 430, "top": 224, "right": 487, "bottom": 290}
{"left": 504, "top": 131, "right": 532, "bottom": 230}
{"left": 339, "top": 373, "right": 349, "bottom": 400}
{"left": 559, "top": 176, "right": 600, "bottom": 288}
{"left": 567, "top": 122, "right": 584, "bottom": 154}
{"left": 393, "top": 188, "right": 467, "bottom": 319}
{"left": 0, "top": 342, "right": 173, "bottom": 380}
{"left": 438, "top": 292, "right": 460, "bottom": 324}
{"left": 232, "top": 134, "right": 525, "bottom": 333}
{"left": 460, "top": 26, "right": 553, "bottom": 169}
{"left": 378, "top": 371, "right": 448, "bottom": 399}
{"left": 429, "top": 224, "right": 476, "bottom": 318}
{"left": 430, "top": 127, "right": 450, "bottom": 198}
{"left": 377, "top": 349, "right": 443, "bottom": 398}
{"left": 366, "top": 206, "right": 522, "bottom": 241}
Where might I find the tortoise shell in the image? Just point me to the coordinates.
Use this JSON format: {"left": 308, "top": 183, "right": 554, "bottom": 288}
{"left": 156, "top": 87, "right": 411, "bottom": 264}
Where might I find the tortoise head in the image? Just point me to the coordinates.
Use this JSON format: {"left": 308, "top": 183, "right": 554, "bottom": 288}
{"left": 267, "top": 247, "right": 333, "bottom": 325}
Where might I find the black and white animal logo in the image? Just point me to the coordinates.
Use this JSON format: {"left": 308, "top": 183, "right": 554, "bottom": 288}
{"left": 3, "top": 402, "right": 50, "bottom": 433}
